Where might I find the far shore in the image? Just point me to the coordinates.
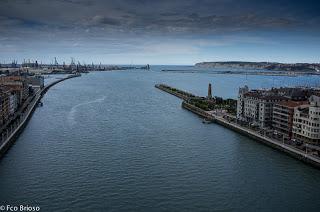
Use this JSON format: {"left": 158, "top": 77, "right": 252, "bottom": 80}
{"left": 161, "top": 69, "right": 320, "bottom": 76}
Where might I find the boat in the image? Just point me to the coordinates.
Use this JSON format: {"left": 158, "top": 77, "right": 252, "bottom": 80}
{"left": 202, "top": 119, "right": 212, "bottom": 124}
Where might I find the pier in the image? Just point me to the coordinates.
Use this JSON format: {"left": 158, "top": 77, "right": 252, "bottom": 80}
{"left": 0, "top": 74, "right": 81, "bottom": 158}
{"left": 156, "top": 84, "right": 320, "bottom": 169}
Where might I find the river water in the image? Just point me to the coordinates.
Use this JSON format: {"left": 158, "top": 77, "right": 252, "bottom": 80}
{"left": 1, "top": 67, "right": 320, "bottom": 211}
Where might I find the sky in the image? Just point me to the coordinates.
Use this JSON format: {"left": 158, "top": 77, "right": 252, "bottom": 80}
{"left": 0, "top": 0, "right": 320, "bottom": 65}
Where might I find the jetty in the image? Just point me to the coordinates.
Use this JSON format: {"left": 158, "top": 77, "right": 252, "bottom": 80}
{"left": 0, "top": 74, "right": 81, "bottom": 158}
{"left": 156, "top": 84, "right": 320, "bottom": 169}
{"left": 155, "top": 84, "right": 196, "bottom": 100}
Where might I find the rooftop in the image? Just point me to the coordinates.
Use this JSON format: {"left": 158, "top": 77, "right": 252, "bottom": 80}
{"left": 242, "top": 87, "right": 314, "bottom": 101}
{"left": 277, "top": 100, "right": 309, "bottom": 108}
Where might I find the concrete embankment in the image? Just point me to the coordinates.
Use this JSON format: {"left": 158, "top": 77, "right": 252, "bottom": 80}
{"left": 0, "top": 74, "right": 81, "bottom": 158}
{"left": 181, "top": 101, "right": 214, "bottom": 121}
{"left": 182, "top": 101, "right": 320, "bottom": 169}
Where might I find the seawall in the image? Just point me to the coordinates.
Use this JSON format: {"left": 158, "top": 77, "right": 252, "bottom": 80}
{"left": 182, "top": 101, "right": 320, "bottom": 169}
{"left": 181, "top": 101, "right": 214, "bottom": 121}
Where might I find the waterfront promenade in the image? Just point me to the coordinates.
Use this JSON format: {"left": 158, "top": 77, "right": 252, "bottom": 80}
{"left": 156, "top": 84, "right": 320, "bottom": 169}
{"left": 0, "top": 74, "right": 81, "bottom": 158}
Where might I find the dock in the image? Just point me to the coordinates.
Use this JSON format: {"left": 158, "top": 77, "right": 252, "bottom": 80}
{"left": 0, "top": 74, "right": 81, "bottom": 158}
{"left": 156, "top": 84, "right": 320, "bottom": 169}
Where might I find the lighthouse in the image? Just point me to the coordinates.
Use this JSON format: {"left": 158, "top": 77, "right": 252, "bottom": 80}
{"left": 207, "top": 83, "right": 212, "bottom": 99}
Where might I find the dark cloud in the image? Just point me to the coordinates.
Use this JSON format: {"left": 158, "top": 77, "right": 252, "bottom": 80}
{"left": 89, "top": 15, "right": 122, "bottom": 26}
{"left": 0, "top": 0, "right": 319, "bottom": 63}
{"left": 0, "top": 0, "right": 317, "bottom": 34}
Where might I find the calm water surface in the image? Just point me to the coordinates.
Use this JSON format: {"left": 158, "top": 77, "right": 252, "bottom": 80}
{"left": 0, "top": 67, "right": 320, "bottom": 211}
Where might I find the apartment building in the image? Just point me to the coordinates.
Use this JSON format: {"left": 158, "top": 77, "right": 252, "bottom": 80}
{"left": 292, "top": 95, "right": 320, "bottom": 144}
{"left": 0, "top": 76, "right": 29, "bottom": 105}
{"left": 0, "top": 87, "right": 11, "bottom": 125}
{"left": 237, "top": 86, "right": 288, "bottom": 128}
{"left": 273, "top": 100, "right": 307, "bottom": 139}
{"left": 26, "top": 75, "right": 44, "bottom": 89}
{"left": 237, "top": 85, "right": 249, "bottom": 120}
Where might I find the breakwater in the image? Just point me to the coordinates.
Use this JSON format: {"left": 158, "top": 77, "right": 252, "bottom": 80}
{"left": 0, "top": 74, "right": 81, "bottom": 158}
{"left": 158, "top": 84, "right": 320, "bottom": 169}
{"left": 155, "top": 84, "right": 196, "bottom": 100}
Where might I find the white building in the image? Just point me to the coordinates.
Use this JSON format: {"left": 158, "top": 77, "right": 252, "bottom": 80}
{"left": 293, "top": 95, "right": 320, "bottom": 144}
{"left": 237, "top": 86, "right": 287, "bottom": 128}
{"left": 8, "top": 92, "right": 18, "bottom": 115}
{"left": 236, "top": 85, "right": 249, "bottom": 120}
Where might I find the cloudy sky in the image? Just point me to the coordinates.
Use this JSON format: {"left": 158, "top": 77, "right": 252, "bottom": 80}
{"left": 0, "top": 0, "right": 319, "bottom": 65}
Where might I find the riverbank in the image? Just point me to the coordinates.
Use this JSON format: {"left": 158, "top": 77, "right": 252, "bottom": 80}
{"left": 156, "top": 84, "right": 320, "bottom": 169}
{"left": 0, "top": 74, "right": 81, "bottom": 158}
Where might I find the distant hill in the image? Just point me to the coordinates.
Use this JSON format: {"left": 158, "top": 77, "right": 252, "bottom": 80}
{"left": 195, "top": 61, "right": 320, "bottom": 72}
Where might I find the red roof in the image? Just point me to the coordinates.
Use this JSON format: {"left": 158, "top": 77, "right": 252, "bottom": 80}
{"left": 276, "top": 100, "right": 308, "bottom": 108}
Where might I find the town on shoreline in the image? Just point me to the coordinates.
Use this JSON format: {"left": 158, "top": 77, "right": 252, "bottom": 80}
{"left": 156, "top": 83, "right": 320, "bottom": 168}
{"left": 0, "top": 73, "right": 81, "bottom": 158}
